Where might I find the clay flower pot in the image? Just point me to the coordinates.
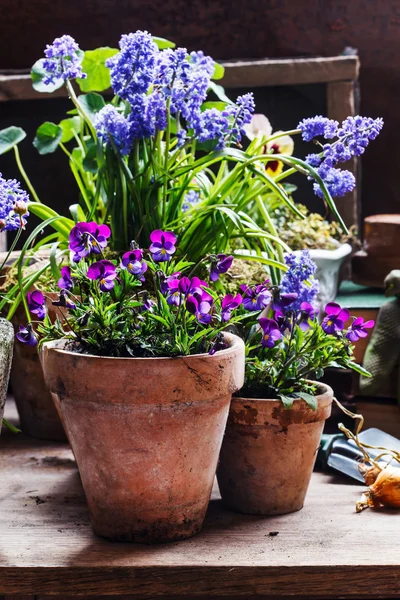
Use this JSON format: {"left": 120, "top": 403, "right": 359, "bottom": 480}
{"left": 217, "top": 382, "right": 333, "bottom": 515}
{"left": 41, "top": 333, "right": 244, "bottom": 543}
{"left": 10, "top": 294, "right": 66, "bottom": 441}
{"left": 0, "top": 318, "right": 14, "bottom": 433}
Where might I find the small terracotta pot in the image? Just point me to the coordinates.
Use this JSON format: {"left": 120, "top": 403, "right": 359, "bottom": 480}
{"left": 41, "top": 333, "right": 244, "bottom": 543}
{"left": 10, "top": 293, "right": 67, "bottom": 441}
{"left": 217, "top": 383, "right": 333, "bottom": 516}
{"left": 0, "top": 318, "right": 14, "bottom": 433}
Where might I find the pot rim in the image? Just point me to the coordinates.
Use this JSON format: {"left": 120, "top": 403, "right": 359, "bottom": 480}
{"left": 233, "top": 381, "right": 333, "bottom": 403}
{"left": 41, "top": 331, "right": 244, "bottom": 363}
{"left": 295, "top": 242, "right": 352, "bottom": 260}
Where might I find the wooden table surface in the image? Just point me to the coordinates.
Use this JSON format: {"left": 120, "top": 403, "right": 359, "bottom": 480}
{"left": 1, "top": 401, "right": 400, "bottom": 600}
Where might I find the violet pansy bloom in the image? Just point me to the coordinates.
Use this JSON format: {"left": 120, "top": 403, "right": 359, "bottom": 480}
{"left": 69, "top": 221, "right": 111, "bottom": 262}
{"left": 27, "top": 290, "right": 46, "bottom": 320}
{"left": 272, "top": 292, "right": 298, "bottom": 318}
{"left": 149, "top": 230, "right": 177, "bottom": 262}
{"left": 87, "top": 260, "right": 117, "bottom": 292}
{"left": 322, "top": 302, "right": 350, "bottom": 334}
{"left": 221, "top": 293, "right": 242, "bottom": 322}
{"left": 16, "top": 324, "right": 37, "bottom": 347}
{"left": 159, "top": 271, "right": 180, "bottom": 294}
{"left": 299, "top": 301, "right": 318, "bottom": 330}
{"left": 259, "top": 318, "right": 282, "bottom": 349}
{"left": 166, "top": 279, "right": 183, "bottom": 306}
{"left": 240, "top": 282, "right": 272, "bottom": 312}
{"left": 186, "top": 292, "right": 213, "bottom": 324}
{"left": 121, "top": 249, "right": 148, "bottom": 280}
{"left": 210, "top": 254, "right": 233, "bottom": 282}
{"left": 52, "top": 290, "right": 76, "bottom": 310}
{"left": 346, "top": 317, "right": 374, "bottom": 342}
{"left": 58, "top": 266, "right": 73, "bottom": 291}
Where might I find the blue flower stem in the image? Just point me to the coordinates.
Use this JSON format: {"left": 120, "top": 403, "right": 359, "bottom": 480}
{"left": 13, "top": 146, "right": 41, "bottom": 204}
{"left": 162, "top": 101, "right": 171, "bottom": 226}
{"left": 65, "top": 79, "right": 96, "bottom": 140}
{"left": 264, "top": 129, "right": 301, "bottom": 144}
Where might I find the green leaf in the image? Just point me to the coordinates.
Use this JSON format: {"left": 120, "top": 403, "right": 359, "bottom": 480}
{"left": 31, "top": 59, "right": 64, "bottom": 93}
{"left": 78, "top": 93, "right": 106, "bottom": 123}
{"left": 1, "top": 418, "right": 20, "bottom": 433}
{"left": 295, "top": 392, "right": 317, "bottom": 410}
{"left": 82, "top": 143, "right": 98, "bottom": 172}
{"left": 59, "top": 117, "right": 81, "bottom": 143}
{"left": 212, "top": 62, "right": 225, "bottom": 80}
{"left": 201, "top": 101, "right": 229, "bottom": 112}
{"left": 152, "top": 36, "right": 176, "bottom": 49}
{"left": 78, "top": 47, "right": 118, "bottom": 93}
{"left": 0, "top": 126, "right": 26, "bottom": 154}
{"left": 279, "top": 394, "right": 294, "bottom": 409}
{"left": 208, "top": 81, "right": 235, "bottom": 104}
{"left": 348, "top": 361, "right": 372, "bottom": 378}
{"left": 27, "top": 203, "right": 74, "bottom": 239}
{"left": 69, "top": 203, "right": 87, "bottom": 223}
{"left": 49, "top": 242, "right": 61, "bottom": 281}
{"left": 33, "top": 122, "right": 63, "bottom": 154}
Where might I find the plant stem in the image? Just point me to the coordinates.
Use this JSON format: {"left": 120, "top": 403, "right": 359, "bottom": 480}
{"left": 13, "top": 146, "right": 41, "bottom": 204}
{"left": 0, "top": 225, "right": 23, "bottom": 273}
{"left": 65, "top": 80, "right": 96, "bottom": 139}
{"left": 162, "top": 100, "right": 171, "bottom": 226}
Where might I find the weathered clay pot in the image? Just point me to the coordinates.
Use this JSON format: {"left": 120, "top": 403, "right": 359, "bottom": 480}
{"left": 41, "top": 333, "right": 245, "bottom": 543}
{"left": 0, "top": 318, "right": 14, "bottom": 433}
{"left": 217, "top": 383, "right": 333, "bottom": 516}
{"left": 10, "top": 294, "right": 67, "bottom": 441}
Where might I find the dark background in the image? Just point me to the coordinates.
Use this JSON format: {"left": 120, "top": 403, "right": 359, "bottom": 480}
{"left": 1, "top": 0, "right": 398, "bottom": 226}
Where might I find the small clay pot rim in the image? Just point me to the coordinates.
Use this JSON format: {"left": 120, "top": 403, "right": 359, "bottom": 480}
{"left": 233, "top": 381, "right": 333, "bottom": 403}
{"left": 41, "top": 331, "right": 244, "bottom": 363}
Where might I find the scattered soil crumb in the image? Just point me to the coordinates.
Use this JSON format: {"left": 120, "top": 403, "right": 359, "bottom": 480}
{"left": 30, "top": 495, "right": 46, "bottom": 505}
{"left": 268, "top": 531, "right": 279, "bottom": 537}
{"left": 42, "top": 456, "right": 76, "bottom": 468}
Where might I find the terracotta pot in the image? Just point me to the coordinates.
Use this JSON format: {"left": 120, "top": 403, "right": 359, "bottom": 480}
{"left": 0, "top": 318, "right": 14, "bottom": 433}
{"left": 41, "top": 333, "right": 244, "bottom": 543}
{"left": 10, "top": 293, "right": 67, "bottom": 441}
{"left": 217, "top": 383, "right": 333, "bottom": 516}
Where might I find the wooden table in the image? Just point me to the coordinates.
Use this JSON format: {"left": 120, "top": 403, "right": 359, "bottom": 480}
{"left": 1, "top": 402, "right": 400, "bottom": 600}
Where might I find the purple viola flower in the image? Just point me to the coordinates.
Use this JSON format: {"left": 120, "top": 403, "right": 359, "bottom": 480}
{"left": 139, "top": 297, "right": 156, "bottom": 312}
{"left": 159, "top": 271, "right": 180, "bottom": 294}
{"left": 121, "top": 249, "right": 148, "bottom": 280}
{"left": 166, "top": 279, "right": 183, "bottom": 306}
{"left": 69, "top": 221, "right": 111, "bottom": 261}
{"left": 186, "top": 292, "right": 213, "bottom": 325}
{"left": 299, "top": 301, "right": 318, "bottom": 330}
{"left": 272, "top": 292, "right": 298, "bottom": 318}
{"left": 240, "top": 282, "right": 272, "bottom": 312}
{"left": 16, "top": 324, "right": 37, "bottom": 347}
{"left": 210, "top": 254, "right": 234, "bottom": 282}
{"left": 179, "top": 276, "right": 208, "bottom": 296}
{"left": 87, "top": 260, "right": 117, "bottom": 292}
{"left": 58, "top": 266, "right": 73, "bottom": 290}
{"left": 221, "top": 293, "right": 242, "bottom": 322}
{"left": 346, "top": 317, "right": 374, "bottom": 343}
{"left": 27, "top": 290, "right": 46, "bottom": 320}
{"left": 259, "top": 318, "right": 282, "bottom": 349}
{"left": 322, "top": 302, "right": 350, "bottom": 334}
{"left": 52, "top": 290, "right": 76, "bottom": 310}
{"left": 149, "top": 230, "right": 177, "bottom": 262}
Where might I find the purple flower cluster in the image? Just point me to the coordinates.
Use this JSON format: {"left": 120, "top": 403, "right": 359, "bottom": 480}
{"left": 87, "top": 260, "right": 117, "bottom": 292}
{"left": 95, "top": 106, "right": 133, "bottom": 156}
{"left": 313, "top": 164, "right": 356, "bottom": 199}
{"left": 280, "top": 251, "right": 319, "bottom": 311}
{"left": 42, "top": 35, "right": 86, "bottom": 85}
{"left": 240, "top": 282, "right": 272, "bottom": 311}
{"left": 298, "top": 116, "right": 339, "bottom": 142}
{"left": 69, "top": 221, "right": 111, "bottom": 262}
{"left": 321, "top": 302, "right": 374, "bottom": 341}
{"left": 0, "top": 173, "right": 29, "bottom": 232}
{"left": 121, "top": 249, "right": 148, "bottom": 280}
{"left": 210, "top": 254, "right": 234, "bottom": 282}
{"left": 182, "top": 190, "right": 200, "bottom": 212}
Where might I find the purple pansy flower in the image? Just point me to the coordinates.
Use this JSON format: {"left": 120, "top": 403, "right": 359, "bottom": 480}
{"left": 322, "top": 302, "right": 350, "bottom": 334}
{"left": 149, "top": 230, "right": 177, "bottom": 262}
{"left": 240, "top": 282, "right": 272, "bottom": 312}
{"left": 16, "top": 324, "right": 37, "bottom": 347}
{"left": 221, "top": 293, "right": 242, "bottom": 322}
{"left": 121, "top": 249, "right": 148, "bottom": 280}
{"left": 27, "top": 290, "right": 46, "bottom": 320}
{"left": 272, "top": 292, "right": 298, "bottom": 318}
{"left": 259, "top": 318, "right": 282, "bottom": 348}
{"left": 166, "top": 279, "right": 183, "bottom": 306}
{"left": 186, "top": 291, "right": 213, "bottom": 324}
{"left": 159, "top": 271, "right": 180, "bottom": 294}
{"left": 69, "top": 222, "right": 111, "bottom": 262}
{"left": 87, "top": 260, "right": 117, "bottom": 292}
{"left": 58, "top": 266, "right": 73, "bottom": 290}
{"left": 52, "top": 290, "right": 76, "bottom": 310}
{"left": 346, "top": 317, "right": 374, "bottom": 342}
{"left": 210, "top": 254, "right": 234, "bottom": 282}
{"left": 299, "top": 301, "right": 318, "bottom": 330}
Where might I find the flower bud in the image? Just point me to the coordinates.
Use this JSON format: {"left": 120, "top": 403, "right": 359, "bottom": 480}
{"left": 13, "top": 200, "right": 28, "bottom": 216}
{"left": 0, "top": 219, "right": 6, "bottom": 231}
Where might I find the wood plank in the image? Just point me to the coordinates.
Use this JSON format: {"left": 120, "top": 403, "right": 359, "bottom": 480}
{"left": 221, "top": 56, "right": 359, "bottom": 88}
{"left": 2, "top": 401, "right": 400, "bottom": 598}
{"left": 0, "top": 73, "right": 66, "bottom": 102}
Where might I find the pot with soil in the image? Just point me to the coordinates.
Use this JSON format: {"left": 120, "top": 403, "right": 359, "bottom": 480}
{"left": 0, "top": 318, "right": 14, "bottom": 433}
{"left": 217, "top": 383, "right": 333, "bottom": 515}
{"left": 41, "top": 332, "right": 244, "bottom": 543}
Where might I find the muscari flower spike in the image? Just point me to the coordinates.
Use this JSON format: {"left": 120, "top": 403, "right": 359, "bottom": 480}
{"left": 0, "top": 173, "right": 30, "bottom": 232}
{"left": 42, "top": 35, "right": 86, "bottom": 86}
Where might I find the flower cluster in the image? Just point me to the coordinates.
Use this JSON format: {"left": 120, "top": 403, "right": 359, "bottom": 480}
{"left": 298, "top": 114, "right": 383, "bottom": 198}
{"left": 42, "top": 35, "right": 86, "bottom": 85}
{"left": 0, "top": 173, "right": 29, "bottom": 232}
{"left": 280, "top": 252, "right": 319, "bottom": 310}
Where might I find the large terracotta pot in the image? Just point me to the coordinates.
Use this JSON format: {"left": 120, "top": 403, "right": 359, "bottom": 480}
{"left": 0, "top": 318, "right": 14, "bottom": 434}
{"left": 217, "top": 383, "right": 333, "bottom": 516}
{"left": 41, "top": 333, "right": 245, "bottom": 543}
{"left": 10, "top": 294, "right": 66, "bottom": 441}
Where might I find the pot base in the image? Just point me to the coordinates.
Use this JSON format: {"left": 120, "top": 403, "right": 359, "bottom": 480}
{"left": 93, "top": 514, "right": 203, "bottom": 544}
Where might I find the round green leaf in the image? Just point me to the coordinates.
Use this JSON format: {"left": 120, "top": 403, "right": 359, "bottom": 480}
{"left": 33, "top": 122, "right": 63, "bottom": 155}
{"left": 152, "top": 36, "right": 176, "bottom": 49}
{"left": 212, "top": 62, "right": 225, "bottom": 80}
{"left": 201, "top": 101, "right": 229, "bottom": 112}
{"left": 59, "top": 117, "right": 81, "bottom": 143}
{"left": 31, "top": 58, "right": 64, "bottom": 93}
{"left": 0, "top": 126, "right": 26, "bottom": 155}
{"left": 78, "top": 47, "right": 118, "bottom": 93}
{"left": 78, "top": 93, "right": 106, "bottom": 123}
